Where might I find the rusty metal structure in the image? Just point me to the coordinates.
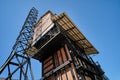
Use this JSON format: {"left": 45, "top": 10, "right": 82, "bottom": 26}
{"left": 0, "top": 8, "right": 108, "bottom": 80}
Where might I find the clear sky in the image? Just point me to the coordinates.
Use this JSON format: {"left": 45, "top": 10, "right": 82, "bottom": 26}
{"left": 0, "top": 0, "right": 120, "bottom": 80}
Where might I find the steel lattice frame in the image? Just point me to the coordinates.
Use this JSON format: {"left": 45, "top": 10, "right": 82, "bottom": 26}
{"left": 0, "top": 7, "right": 38, "bottom": 80}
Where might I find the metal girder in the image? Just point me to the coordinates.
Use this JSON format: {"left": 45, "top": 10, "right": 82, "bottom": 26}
{"left": 40, "top": 59, "right": 72, "bottom": 80}
{"left": 0, "top": 7, "right": 38, "bottom": 80}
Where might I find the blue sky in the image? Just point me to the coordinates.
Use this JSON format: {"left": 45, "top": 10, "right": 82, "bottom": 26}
{"left": 0, "top": 0, "right": 120, "bottom": 80}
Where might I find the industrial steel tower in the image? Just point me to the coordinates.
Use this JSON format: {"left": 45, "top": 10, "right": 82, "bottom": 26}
{"left": 0, "top": 8, "right": 108, "bottom": 80}
{"left": 0, "top": 7, "right": 38, "bottom": 80}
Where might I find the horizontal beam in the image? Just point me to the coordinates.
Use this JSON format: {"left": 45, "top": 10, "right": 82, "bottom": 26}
{"left": 9, "top": 62, "right": 19, "bottom": 66}
{"left": 40, "top": 59, "right": 72, "bottom": 80}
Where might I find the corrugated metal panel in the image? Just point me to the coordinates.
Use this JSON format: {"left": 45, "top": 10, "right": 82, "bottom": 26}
{"left": 52, "top": 13, "right": 98, "bottom": 55}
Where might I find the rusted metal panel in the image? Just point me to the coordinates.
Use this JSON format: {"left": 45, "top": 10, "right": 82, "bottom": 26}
{"left": 57, "top": 50, "right": 63, "bottom": 65}
{"left": 43, "top": 56, "right": 52, "bottom": 64}
{"left": 64, "top": 44, "right": 71, "bottom": 59}
{"left": 66, "top": 67, "right": 73, "bottom": 80}
{"left": 43, "top": 56, "right": 53, "bottom": 74}
{"left": 71, "top": 63, "right": 79, "bottom": 80}
{"left": 60, "top": 47, "right": 67, "bottom": 63}
{"left": 33, "top": 11, "right": 53, "bottom": 41}
{"left": 61, "top": 70, "right": 67, "bottom": 80}
{"left": 43, "top": 64, "right": 53, "bottom": 74}
{"left": 43, "top": 59, "right": 52, "bottom": 69}
{"left": 42, "top": 44, "right": 79, "bottom": 80}
{"left": 54, "top": 52, "right": 59, "bottom": 67}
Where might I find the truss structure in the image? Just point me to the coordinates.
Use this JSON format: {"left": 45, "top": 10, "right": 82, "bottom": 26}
{"left": 0, "top": 8, "right": 109, "bottom": 80}
{"left": 0, "top": 7, "right": 38, "bottom": 80}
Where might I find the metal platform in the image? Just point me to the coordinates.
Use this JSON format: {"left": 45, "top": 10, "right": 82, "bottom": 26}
{"left": 52, "top": 13, "right": 98, "bottom": 54}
